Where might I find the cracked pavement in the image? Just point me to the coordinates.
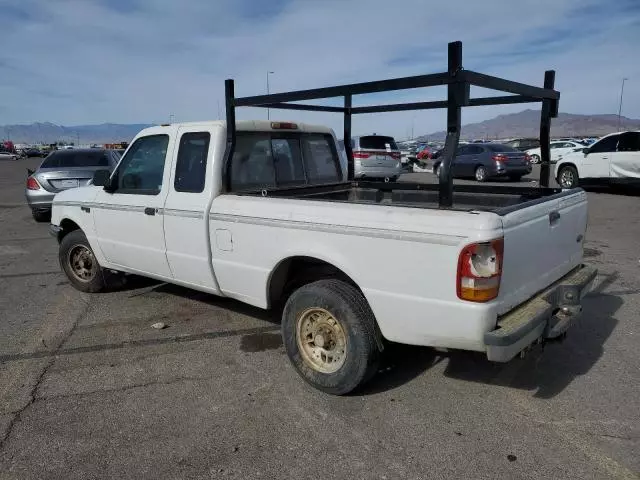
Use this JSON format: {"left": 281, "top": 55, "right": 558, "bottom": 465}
{"left": 1, "top": 159, "right": 639, "bottom": 479}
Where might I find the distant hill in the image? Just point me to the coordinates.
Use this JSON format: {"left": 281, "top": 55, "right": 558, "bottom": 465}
{"left": 419, "top": 109, "right": 640, "bottom": 141}
{"left": 0, "top": 122, "right": 153, "bottom": 144}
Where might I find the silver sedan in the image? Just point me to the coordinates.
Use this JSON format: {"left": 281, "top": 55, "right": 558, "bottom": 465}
{"left": 25, "top": 149, "right": 120, "bottom": 222}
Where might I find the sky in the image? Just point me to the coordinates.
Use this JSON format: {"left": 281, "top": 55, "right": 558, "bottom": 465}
{"left": 0, "top": 0, "right": 639, "bottom": 139}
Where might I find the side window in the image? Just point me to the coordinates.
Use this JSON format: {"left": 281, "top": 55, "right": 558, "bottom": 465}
{"left": 230, "top": 134, "right": 276, "bottom": 191}
{"left": 301, "top": 134, "right": 342, "bottom": 184}
{"left": 174, "top": 132, "right": 210, "bottom": 193}
{"left": 589, "top": 135, "right": 619, "bottom": 154}
{"left": 115, "top": 135, "right": 169, "bottom": 195}
{"left": 456, "top": 145, "right": 469, "bottom": 156}
{"left": 617, "top": 133, "right": 640, "bottom": 152}
{"left": 469, "top": 145, "right": 483, "bottom": 155}
{"left": 550, "top": 142, "right": 563, "bottom": 149}
{"left": 272, "top": 138, "right": 305, "bottom": 186}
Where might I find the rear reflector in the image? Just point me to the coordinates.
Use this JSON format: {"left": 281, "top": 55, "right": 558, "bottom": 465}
{"left": 457, "top": 238, "right": 504, "bottom": 302}
{"left": 270, "top": 122, "right": 298, "bottom": 130}
{"left": 26, "top": 176, "right": 40, "bottom": 190}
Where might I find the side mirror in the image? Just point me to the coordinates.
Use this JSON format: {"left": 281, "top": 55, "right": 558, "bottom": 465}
{"left": 92, "top": 169, "right": 111, "bottom": 187}
{"left": 582, "top": 147, "right": 590, "bottom": 155}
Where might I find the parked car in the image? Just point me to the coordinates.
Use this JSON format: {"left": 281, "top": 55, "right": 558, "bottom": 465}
{"left": 433, "top": 143, "right": 532, "bottom": 182}
{"left": 504, "top": 138, "right": 540, "bottom": 152}
{"left": 26, "top": 148, "right": 120, "bottom": 222}
{"left": 555, "top": 131, "right": 640, "bottom": 189}
{"left": 346, "top": 135, "right": 402, "bottom": 180}
{"left": 526, "top": 140, "right": 585, "bottom": 164}
{"left": 50, "top": 114, "right": 594, "bottom": 394}
{"left": 0, "top": 150, "right": 18, "bottom": 161}
{"left": 22, "top": 148, "right": 47, "bottom": 158}
{"left": 416, "top": 146, "right": 432, "bottom": 160}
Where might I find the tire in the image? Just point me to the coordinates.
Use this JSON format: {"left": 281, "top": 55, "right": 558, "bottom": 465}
{"left": 475, "top": 165, "right": 488, "bottom": 182}
{"left": 59, "top": 230, "right": 106, "bottom": 293}
{"left": 31, "top": 210, "right": 51, "bottom": 223}
{"left": 531, "top": 154, "right": 540, "bottom": 164}
{"left": 282, "top": 279, "right": 380, "bottom": 395}
{"left": 557, "top": 165, "right": 579, "bottom": 189}
{"left": 508, "top": 175, "right": 523, "bottom": 182}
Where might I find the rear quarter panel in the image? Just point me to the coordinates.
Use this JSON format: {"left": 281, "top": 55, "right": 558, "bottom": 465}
{"left": 210, "top": 195, "right": 504, "bottom": 350}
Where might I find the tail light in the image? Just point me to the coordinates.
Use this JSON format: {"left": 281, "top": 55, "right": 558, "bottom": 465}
{"left": 524, "top": 153, "right": 531, "bottom": 163}
{"left": 27, "top": 176, "right": 41, "bottom": 190}
{"left": 353, "top": 151, "right": 371, "bottom": 159}
{"left": 457, "top": 238, "right": 504, "bottom": 302}
{"left": 390, "top": 152, "right": 401, "bottom": 160}
{"left": 492, "top": 154, "right": 507, "bottom": 163}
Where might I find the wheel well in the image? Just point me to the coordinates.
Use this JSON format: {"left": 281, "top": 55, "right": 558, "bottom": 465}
{"left": 557, "top": 162, "right": 578, "bottom": 177}
{"left": 268, "top": 256, "right": 358, "bottom": 310}
{"left": 58, "top": 218, "right": 80, "bottom": 243}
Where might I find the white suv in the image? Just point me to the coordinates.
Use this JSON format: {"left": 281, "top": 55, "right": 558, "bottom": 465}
{"left": 555, "top": 131, "right": 640, "bottom": 188}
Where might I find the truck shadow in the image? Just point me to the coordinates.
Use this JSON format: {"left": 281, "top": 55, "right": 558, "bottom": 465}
{"left": 363, "top": 271, "right": 622, "bottom": 398}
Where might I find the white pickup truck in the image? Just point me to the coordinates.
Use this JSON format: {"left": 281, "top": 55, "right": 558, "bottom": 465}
{"left": 49, "top": 43, "right": 597, "bottom": 394}
{"left": 50, "top": 119, "right": 596, "bottom": 394}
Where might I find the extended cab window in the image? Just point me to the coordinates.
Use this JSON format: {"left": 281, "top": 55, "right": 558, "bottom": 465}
{"left": 174, "top": 132, "right": 210, "bottom": 193}
{"left": 115, "top": 135, "right": 169, "bottom": 195}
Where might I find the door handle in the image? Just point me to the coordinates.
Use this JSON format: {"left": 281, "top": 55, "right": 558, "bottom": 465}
{"left": 144, "top": 207, "right": 156, "bottom": 216}
{"left": 602, "top": 156, "right": 609, "bottom": 159}
{"left": 549, "top": 211, "right": 561, "bottom": 225}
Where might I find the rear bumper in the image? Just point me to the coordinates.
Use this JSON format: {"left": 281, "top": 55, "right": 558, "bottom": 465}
{"left": 484, "top": 264, "right": 597, "bottom": 362}
{"left": 25, "top": 189, "right": 55, "bottom": 210}
{"left": 492, "top": 165, "right": 532, "bottom": 177}
{"left": 355, "top": 166, "right": 402, "bottom": 179}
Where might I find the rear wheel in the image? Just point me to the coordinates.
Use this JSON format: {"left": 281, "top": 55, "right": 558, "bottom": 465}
{"left": 31, "top": 210, "right": 51, "bottom": 223}
{"left": 557, "top": 165, "right": 579, "bottom": 189}
{"left": 530, "top": 154, "right": 540, "bottom": 164}
{"left": 282, "top": 279, "right": 380, "bottom": 395}
{"left": 59, "top": 230, "right": 106, "bottom": 293}
{"left": 475, "top": 165, "right": 488, "bottom": 182}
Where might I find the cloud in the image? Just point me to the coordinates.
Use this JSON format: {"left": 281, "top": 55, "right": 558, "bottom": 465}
{"left": 0, "top": 0, "right": 638, "bottom": 139}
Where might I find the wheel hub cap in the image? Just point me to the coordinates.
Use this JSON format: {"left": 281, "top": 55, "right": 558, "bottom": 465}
{"left": 68, "top": 245, "right": 96, "bottom": 282}
{"left": 296, "top": 308, "right": 347, "bottom": 374}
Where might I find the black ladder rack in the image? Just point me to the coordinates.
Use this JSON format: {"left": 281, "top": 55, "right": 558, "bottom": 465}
{"left": 223, "top": 40, "right": 559, "bottom": 207}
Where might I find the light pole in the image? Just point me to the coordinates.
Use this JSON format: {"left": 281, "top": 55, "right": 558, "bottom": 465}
{"left": 169, "top": 113, "right": 175, "bottom": 124}
{"left": 617, "top": 78, "right": 628, "bottom": 131}
{"left": 266, "top": 71, "right": 274, "bottom": 120}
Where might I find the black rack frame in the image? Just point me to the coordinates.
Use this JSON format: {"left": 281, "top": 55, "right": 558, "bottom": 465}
{"left": 223, "top": 41, "right": 559, "bottom": 207}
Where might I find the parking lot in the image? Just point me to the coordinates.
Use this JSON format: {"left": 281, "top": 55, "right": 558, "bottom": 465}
{"left": 1, "top": 157, "right": 639, "bottom": 479}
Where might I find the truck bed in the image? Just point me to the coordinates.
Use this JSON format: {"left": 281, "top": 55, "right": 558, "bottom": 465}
{"left": 256, "top": 181, "right": 573, "bottom": 215}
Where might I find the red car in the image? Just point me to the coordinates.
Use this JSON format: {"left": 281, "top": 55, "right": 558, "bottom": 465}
{"left": 416, "top": 146, "right": 432, "bottom": 160}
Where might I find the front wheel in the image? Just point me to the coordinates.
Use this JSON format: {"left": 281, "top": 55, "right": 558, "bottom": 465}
{"left": 557, "top": 165, "right": 579, "bottom": 189}
{"left": 475, "top": 165, "right": 488, "bottom": 182}
{"left": 282, "top": 279, "right": 380, "bottom": 395}
{"left": 530, "top": 154, "right": 540, "bottom": 164}
{"left": 59, "top": 230, "right": 106, "bottom": 293}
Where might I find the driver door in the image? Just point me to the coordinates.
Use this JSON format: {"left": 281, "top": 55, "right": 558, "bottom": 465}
{"left": 92, "top": 133, "right": 175, "bottom": 278}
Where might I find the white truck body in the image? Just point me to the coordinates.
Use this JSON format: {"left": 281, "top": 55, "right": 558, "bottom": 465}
{"left": 51, "top": 120, "right": 596, "bottom": 391}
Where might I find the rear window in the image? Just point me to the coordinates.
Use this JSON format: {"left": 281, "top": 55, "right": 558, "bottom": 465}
{"left": 485, "top": 144, "right": 519, "bottom": 153}
{"left": 41, "top": 150, "right": 110, "bottom": 168}
{"left": 230, "top": 133, "right": 342, "bottom": 191}
{"left": 358, "top": 136, "right": 398, "bottom": 151}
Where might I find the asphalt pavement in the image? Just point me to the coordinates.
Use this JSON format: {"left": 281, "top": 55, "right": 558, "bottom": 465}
{"left": 0, "top": 157, "right": 638, "bottom": 479}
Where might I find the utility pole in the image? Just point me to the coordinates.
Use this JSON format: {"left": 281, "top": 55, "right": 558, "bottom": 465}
{"left": 617, "top": 78, "right": 628, "bottom": 131}
{"left": 266, "top": 71, "right": 274, "bottom": 120}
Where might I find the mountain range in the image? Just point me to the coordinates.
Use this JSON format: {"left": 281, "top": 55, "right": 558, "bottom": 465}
{"left": 419, "top": 109, "right": 640, "bottom": 141}
{"left": 0, "top": 122, "right": 153, "bottom": 144}
{"left": 2, "top": 110, "right": 639, "bottom": 144}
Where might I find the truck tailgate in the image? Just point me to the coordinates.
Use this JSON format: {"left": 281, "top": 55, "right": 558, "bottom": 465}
{"left": 497, "top": 190, "right": 588, "bottom": 315}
